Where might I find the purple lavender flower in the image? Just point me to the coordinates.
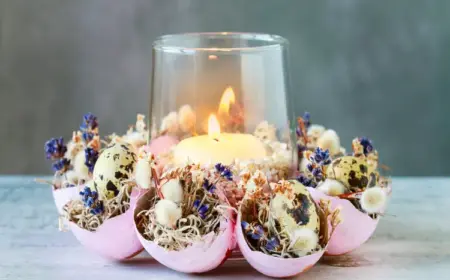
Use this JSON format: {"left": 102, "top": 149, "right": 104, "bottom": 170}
{"left": 312, "top": 167, "right": 323, "bottom": 179}
{"left": 265, "top": 236, "right": 281, "bottom": 251}
{"left": 80, "top": 113, "right": 98, "bottom": 131}
{"left": 241, "top": 221, "right": 251, "bottom": 232}
{"left": 249, "top": 224, "right": 264, "bottom": 240}
{"left": 359, "top": 137, "right": 374, "bottom": 156}
{"left": 202, "top": 178, "right": 216, "bottom": 193}
{"left": 84, "top": 148, "right": 98, "bottom": 173}
{"left": 310, "top": 147, "right": 331, "bottom": 166}
{"left": 44, "top": 137, "right": 67, "bottom": 160}
{"left": 242, "top": 221, "right": 265, "bottom": 240}
{"left": 52, "top": 158, "right": 70, "bottom": 172}
{"left": 82, "top": 131, "right": 95, "bottom": 142}
{"left": 80, "top": 186, "right": 104, "bottom": 215}
{"left": 297, "top": 174, "right": 317, "bottom": 188}
{"left": 215, "top": 163, "right": 233, "bottom": 180}
{"left": 193, "top": 199, "right": 209, "bottom": 219}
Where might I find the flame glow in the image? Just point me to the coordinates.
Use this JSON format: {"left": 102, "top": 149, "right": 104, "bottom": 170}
{"left": 218, "top": 86, "right": 236, "bottom": 116}
{"left": 208, "top": 114, "right": 221, "bottom": 139}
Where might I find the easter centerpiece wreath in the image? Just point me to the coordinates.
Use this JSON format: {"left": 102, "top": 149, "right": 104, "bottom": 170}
{"left": 40, "top": 113, "right": 153, "bottom": 260}
{"left": 295, "top": 113, "right": 392, "bottom": 255}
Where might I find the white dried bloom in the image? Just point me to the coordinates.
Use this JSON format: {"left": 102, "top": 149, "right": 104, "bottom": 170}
{"left": 190, "top": 169, "right": 204, "bottom": 184}
{"left": 160, "top": 111, "right": 179, "bottom": 135}
{"left": 360, "top": 186, "right": 387, "bottom": 214}
{"left": 245, "top": 170, "right": 268, "bottom": 192}
{"left": 123, "top": 131, "right": 146, "bottom": 151}
{"left": 74, "top": 150, "right": 89, "bottom": 178}
{"left": 161, "top": 179, "right": 183, "bottom": 203}
{"left": 65, "top": 131, "right": 84, "bottom": 160}
{"left": 254, "top": 121, "right": 277, "bottom": 141}
{"left": 136, "top": 114, "right": 146, "bottom": 133}
{"left": 178, "top": 105, "right": 196, "bottom": 133}
{"left": 135, "top": 149, "right": 155, "bottom": 189}
{"left": 317, "top": 129, "right": 341, "bottom": 155}
{"left": 155, "top": 199, "right": 182, "bottom": 228}
{"left": 289, "top": 228, "right": 319, "bottom": 256}
{"left": 317, "top": 179, "right": 347, "bottom": 196}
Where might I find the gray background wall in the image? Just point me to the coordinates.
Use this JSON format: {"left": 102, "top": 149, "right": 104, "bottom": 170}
{"left": 0, "top": 0, "right": 449, "bottom": 176}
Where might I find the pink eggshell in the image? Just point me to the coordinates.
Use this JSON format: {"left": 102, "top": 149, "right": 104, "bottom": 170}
{"left": 307, "top": 187, "right": 380, "bottom": 255}
{"left": 136, "top": 218, "right": 234, "bottom": 273}
{"left": 68, "top": 188, "right": 144, "bottom": 260}
{"left": 52, "top": 187, "right": 80, "bottom": 215}
{"left": 145, "top": 135, "right": 179, "bottom": 156}
{"left": 236, "top": 214, "right": 324, "bottom": 278}
{"left": 133, "top": 189, "right": 235, "bottom": 273}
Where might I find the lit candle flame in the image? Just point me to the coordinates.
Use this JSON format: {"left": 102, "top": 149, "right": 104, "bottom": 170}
{"left": 208, "top": 114, "right": 221, "bottom": 140}
{"left": 218, "top": 86, "right": 235, "bottom": 116}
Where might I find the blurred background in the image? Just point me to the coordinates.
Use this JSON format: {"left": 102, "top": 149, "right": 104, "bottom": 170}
{"left": 0, "top": 0, "right": 449, "bottom": 176}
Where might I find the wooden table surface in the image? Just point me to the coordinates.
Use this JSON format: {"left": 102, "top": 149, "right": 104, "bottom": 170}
{"left": 1, "top": 176, "right": 448, "bottom": 279}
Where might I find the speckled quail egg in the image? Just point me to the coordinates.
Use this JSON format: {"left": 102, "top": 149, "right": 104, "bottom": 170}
{"left": 326, "top": 156, "right": 369, "bottom": 189}
{"left": 93, "top": 143, "right": 136, "bottom": 199}
{"left": 270, "top": 180, "right": 320, "bottom": 239}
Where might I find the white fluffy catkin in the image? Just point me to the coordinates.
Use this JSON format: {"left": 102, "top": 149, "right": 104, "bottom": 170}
{"left": 155, "top": 199, "right": 182, "bottom": 228}
{"left": 289, "top": 228, "right": 319, "bottom": 256}
{"left": 317, "top": 179, "right": 347, "bottom": 196}
{"left": 360, "top": 186, "right": 387, "bottom": 214}
{"left": 161, "top": 179, "right": 183, "bottom": 203}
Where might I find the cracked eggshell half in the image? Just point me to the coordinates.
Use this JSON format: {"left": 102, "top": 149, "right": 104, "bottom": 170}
{"left": 133, "top": 188, "right": 235, "bottom": 273}
{"left": 68, "top": 188, "right": 144, "bottom": 260}
{"left": 307, "top": 186, "right": 389, "bottom": 255}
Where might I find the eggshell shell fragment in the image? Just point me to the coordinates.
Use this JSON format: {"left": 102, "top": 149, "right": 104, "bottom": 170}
{"left": 68, "top": 188, "right": 144, "bottom": 260}
{"left": 52, "top": 187, "right": 80, "bottom": 215}
{"left": 133, "top": 189, "right": 235, "bottom": 273}
{"left": 236, "top": 214, "right": 324, "bottom": 278}
{"left": 308, "top": 187, "right": 382, "bottom": 255}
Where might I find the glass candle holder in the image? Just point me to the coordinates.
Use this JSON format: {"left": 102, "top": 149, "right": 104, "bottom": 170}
{"left": 149, "top": 32, "right": 293, "bottom": 180}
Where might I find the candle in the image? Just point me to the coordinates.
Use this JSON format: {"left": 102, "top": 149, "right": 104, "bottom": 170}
{"left": 173, "top": 114, "right": 267, "bottom": 165}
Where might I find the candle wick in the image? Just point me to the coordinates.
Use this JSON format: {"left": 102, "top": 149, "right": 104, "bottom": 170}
{"left": 213, "top": 138, "right": 219, "bottom": 142}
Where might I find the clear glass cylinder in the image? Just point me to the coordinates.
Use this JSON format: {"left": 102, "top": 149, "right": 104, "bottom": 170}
{"left": 149, "top": 32, "right": 294, "bottom": 177}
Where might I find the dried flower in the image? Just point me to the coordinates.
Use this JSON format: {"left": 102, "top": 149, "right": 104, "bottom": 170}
{"left": 52, "top": 158, "right": 70, "bottom": 172}
{"left": 44, "top": 137, "right": 67, "bottom": 160}
{"left": 82, "top": 131, "right": 94, "bottom": 142}
{"left": 193, "top": 199, "right": 209, "bottom": 219}
{"left": 80, "top": 113, "right": 98, "bottom": 131}
{"left": 84, "top": 148, "right": 98, "bottom": 173}
{"left": 353, "top": 136, "right": 374, "bottom": 156}
{"left": 254, "top": 121, "right": 278, "bottom": 141}
{"left": 79, "top": 186, "right": 104, "bottom": 215}
{"left": 265, "top": 236, "right": 281, "bottom": 251}
{"left": 242, "top": 221, "right": 265, "bottom": 240}
{"left": 297, "top": 174, "right": 315, "bottom": 188}
{"left": 202, "top": 178, "right": 216, "bottom": 193}
{"left": 215, "top": 163, "right": 233, "bottom": 181}
{"left": 310, "top": 147, "right": 331, "bottom": 166}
